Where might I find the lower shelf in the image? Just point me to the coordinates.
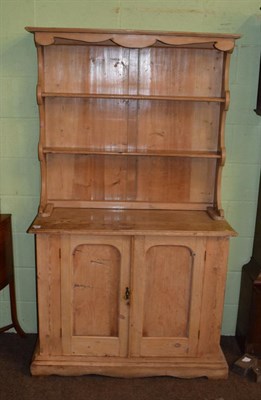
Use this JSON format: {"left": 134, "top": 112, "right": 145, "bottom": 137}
{"left": 31, "top": 344, "right": 228, "bottom": 379}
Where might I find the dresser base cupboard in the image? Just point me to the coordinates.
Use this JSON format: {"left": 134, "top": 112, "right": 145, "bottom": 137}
{"left": 25, "top": 27, "right": 239, "bottom": 378}
{"left": 29, "top": 209, "right": 235, "bottom": 378}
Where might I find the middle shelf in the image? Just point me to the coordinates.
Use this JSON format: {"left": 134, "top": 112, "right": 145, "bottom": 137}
{"left": 42, "top": 147, "right": 222, "bottom": 159}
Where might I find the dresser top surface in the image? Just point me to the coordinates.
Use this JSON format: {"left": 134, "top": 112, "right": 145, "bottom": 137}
{"left": 28, "top": 208, "right": 236, "bottom": 237}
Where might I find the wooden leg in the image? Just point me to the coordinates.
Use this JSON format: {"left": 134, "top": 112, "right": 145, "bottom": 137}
{"left": 9, "top": 279, "right": 26, "bottom": 337}
{"left": 0, "top": 323, "right": 14, "bottom": 334}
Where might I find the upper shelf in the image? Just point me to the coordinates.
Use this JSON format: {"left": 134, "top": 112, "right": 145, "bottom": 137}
{"left": 25, "top": 27, "right": 240, "bottom": 52}
{"left": 42, "top": 92, "right": 226, "bottom": 103}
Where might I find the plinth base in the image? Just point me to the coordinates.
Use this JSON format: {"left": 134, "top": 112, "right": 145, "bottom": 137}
{"left": 31, "top": 343, "right": 228, "bottom": 379}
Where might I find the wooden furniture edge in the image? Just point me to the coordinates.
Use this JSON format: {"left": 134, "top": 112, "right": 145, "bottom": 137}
{"left": 25, "top": 26, "right": 241, "bottom": 39}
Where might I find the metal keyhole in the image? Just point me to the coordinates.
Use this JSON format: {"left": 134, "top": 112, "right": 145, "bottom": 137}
{"left": 124, "top": 287, "right": 130, "bottom": 300}
{"left": 124, "top": 287, "right": 130, "bottom": 305}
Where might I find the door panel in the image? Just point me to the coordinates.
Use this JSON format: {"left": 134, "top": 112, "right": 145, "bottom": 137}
{"left": 72, "top": 244, "right": 121, "bottom": 337}
{"left": 61, "top": 235, "right": 130, "bottom": 357}
{"left": 143, "top": 245, "right": 193, "bottom": 338}
{"left": 130, "top": 236, "right": 206, "bottom": 357}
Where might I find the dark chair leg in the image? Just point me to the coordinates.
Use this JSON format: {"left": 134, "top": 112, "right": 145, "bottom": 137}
{"left": 9, "top": 279, "right": 26, "bottom": 337}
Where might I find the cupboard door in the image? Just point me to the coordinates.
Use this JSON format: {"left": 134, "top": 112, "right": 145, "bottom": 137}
{"left": 61, "top": 235, "right": 130, "bottom": 357}
{"left": 130, "top": 236, "right": 206, "bottom": 357}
